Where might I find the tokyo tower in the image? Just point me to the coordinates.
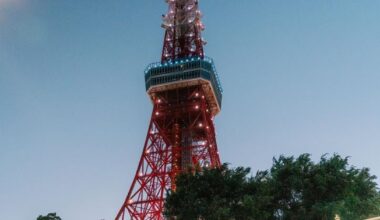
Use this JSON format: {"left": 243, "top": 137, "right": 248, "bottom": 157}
{"left": 116, "top": 0, "right": 223, "bottom": 219}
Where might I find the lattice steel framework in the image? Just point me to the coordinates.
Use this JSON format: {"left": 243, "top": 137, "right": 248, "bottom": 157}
{"left": 116, "top": 0, "right": 222, "bottom": 219}
{"left": 161, "top": 0, "right": 206, "bottom": 62}
{"left": 116, "top": 86, "right": 221, "bottom": 220}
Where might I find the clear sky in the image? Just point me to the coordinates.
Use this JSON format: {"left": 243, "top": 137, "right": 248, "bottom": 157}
{"left": 1, "top": 0, "right": 380, "bottom": 219}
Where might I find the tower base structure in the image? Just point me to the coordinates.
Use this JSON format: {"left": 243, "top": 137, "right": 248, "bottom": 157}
{"left": 116, "top": 84, "right": 221, "bottom": 220}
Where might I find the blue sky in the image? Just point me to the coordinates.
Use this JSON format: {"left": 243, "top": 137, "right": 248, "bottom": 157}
{"left": 1, "top": 0, "right": 380, "bottom": 219}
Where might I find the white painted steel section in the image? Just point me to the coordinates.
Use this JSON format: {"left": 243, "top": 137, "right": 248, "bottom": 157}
{"left": 147, "top": 78, "right": 221, "bottom": 116}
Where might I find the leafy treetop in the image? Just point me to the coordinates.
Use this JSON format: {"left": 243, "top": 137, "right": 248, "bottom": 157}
{"left": 165, "top": 154, "right": 380, "bottom": 220}
{"left": 37, "top": 213, "right": 61, "bottom": 220}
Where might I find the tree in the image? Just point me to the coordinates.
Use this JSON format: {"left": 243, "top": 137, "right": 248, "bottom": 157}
{"left": 269, "top": 154, "right": 380, "bottom": 220}
{"left": 164, "top": 154, "right": 380, "bottom": 220}
{"left": 164, "top": 164, "right": 256, "bottom": 219}
{"left": 37, "top": 213, "right": 61, "bottom": 220}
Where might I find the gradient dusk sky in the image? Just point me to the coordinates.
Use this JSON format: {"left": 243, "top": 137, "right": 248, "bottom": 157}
{"left": 1, "top": 0, "right": 380, "bottom": 219}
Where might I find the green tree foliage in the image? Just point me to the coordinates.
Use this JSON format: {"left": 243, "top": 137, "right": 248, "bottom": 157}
{"left": 36, "top": 213, "right": 61, "bottom": 220}
{"left": 164, "top": 154, "right": 380, "bottom": 220}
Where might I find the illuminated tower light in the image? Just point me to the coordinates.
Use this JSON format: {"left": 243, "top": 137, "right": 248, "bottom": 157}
{"left": 204, "top": 161, "right": 210, "bottom": 168}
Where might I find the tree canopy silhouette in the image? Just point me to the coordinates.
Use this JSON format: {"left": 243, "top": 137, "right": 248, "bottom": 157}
{"left": 37, "top": 213, "right": 61, "bottom": 220}
{"left": 165, "top": 154, "right": 380, "bottom": 220}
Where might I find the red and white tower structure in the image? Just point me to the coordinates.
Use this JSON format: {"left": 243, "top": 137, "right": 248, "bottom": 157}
{"left": 116, "top": 0, "right": 223, "bottom": 219}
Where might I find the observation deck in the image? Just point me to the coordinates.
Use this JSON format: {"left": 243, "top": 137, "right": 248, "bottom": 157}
{"left": 145, "top": 56, "right": 223, "bottom": 115}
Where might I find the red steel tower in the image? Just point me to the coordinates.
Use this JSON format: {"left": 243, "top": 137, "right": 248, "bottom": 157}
{"left": 116, "top": 0, "right": 223, "bottom": 219}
